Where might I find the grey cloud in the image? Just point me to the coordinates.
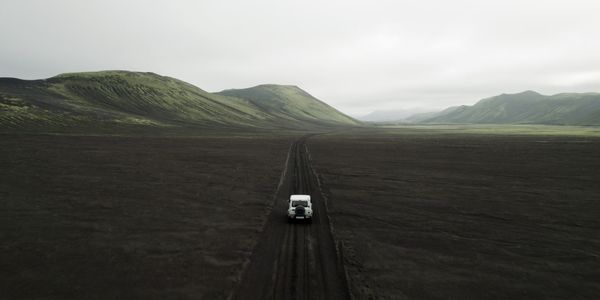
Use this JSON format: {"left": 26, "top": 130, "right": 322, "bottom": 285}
{"left": 2, "top": 0, "right": 600, "bottom": 115}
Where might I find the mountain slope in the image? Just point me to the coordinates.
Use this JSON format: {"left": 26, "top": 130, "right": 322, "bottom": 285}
{"left": 217, "top": 84, "right": 361, "bottom": 127}
{"left": 358, "top": 108, "right": 434, "bottom": 122}
{"left": 405, "top": 106, "right": 463, "bottom": 123}
{"left": 421, "top": 91, "right": 600, "bottom": 125}
{"left": 0, "top": 71, "right": 360, "bottom": 131}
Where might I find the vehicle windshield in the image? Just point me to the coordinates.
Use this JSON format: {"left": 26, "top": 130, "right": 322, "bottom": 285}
{"left": 291, "top": 200, "right": 308, "bottom": 207}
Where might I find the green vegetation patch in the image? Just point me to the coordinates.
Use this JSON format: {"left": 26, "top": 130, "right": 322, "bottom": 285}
{"left": 353, "top": 124, "right": 600, "bottom": 137}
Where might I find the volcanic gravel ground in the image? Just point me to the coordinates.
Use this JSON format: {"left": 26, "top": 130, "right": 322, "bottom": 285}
{"left": 4, "top": 130, "right": 599, "bottom": 299}
{"left": 233, "top": 136, "right": 349, "bottom": 300}
{"left": 0, "top": 133, "right": 291, "bottom": 299}
{"left": 308, "top": 132, "right": 600, "bottom": 299}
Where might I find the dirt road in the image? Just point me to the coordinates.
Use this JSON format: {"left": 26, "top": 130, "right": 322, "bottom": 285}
{"left": 233, "top": 137, "right": 350, "bottom": 300}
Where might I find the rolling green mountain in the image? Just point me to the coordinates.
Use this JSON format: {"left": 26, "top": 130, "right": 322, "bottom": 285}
{"left": 0, "top": 71, "right": 360, "bottom": 132}
{"left": 420, "top": 91, "right": 600, "bottom": 125}
{"left": 217, "top": 84, "right": 361, "bottom": 127}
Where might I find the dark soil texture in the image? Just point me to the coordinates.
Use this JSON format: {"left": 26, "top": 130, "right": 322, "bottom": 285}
{"left": 308, "top": 131, "right": 600, "bottom": 299}
{"left": 0, "top": 133, "right": 292, "bottom": 299}
{"left": 233, "top": 137, "right": 349, "bottom": 300}
{"left": 3, "top": 129, "right": 600, "bottom": 299}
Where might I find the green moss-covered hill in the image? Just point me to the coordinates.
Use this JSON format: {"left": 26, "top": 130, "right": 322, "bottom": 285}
{"left": 217, "top": 84, "right": 360, "bottom": 128}
{"left": 421, "top": 91, "right": 600, "bottom": 125}
{"left": 0, "top": 71, "right": 361, "bottom": 132}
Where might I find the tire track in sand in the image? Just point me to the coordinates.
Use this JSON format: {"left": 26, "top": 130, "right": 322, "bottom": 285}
{"left": 232, "top": 136, "right": 349, "bottom": 300}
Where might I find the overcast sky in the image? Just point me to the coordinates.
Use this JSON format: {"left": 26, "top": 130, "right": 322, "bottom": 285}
{"left": 2, "top": 0, "right": 600, "bottom": 115}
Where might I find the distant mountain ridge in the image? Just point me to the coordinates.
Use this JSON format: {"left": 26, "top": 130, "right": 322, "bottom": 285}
{"left": 0, "top": 71, "right": 361, "bottom": 132}
{"left": 357, "top": 108, "right": 434, "bottom": 122}
{"left": 418, "top": 91, "right": 600, "bottom": 125}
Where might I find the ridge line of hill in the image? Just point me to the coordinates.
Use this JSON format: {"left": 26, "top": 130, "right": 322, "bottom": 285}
{"left": 0, "top": 70, "right": 362, "bottom": 133}
{"left": 359, "top": 90, "right": 600, "bottom": 125}
{"left": 418, "top": 90, "right": 600, "bottom": 125}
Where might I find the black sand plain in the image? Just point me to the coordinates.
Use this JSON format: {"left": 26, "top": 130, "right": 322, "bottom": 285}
{"left": 2, "top": 128, "right": 599, "bottom": 299}
{"left": 0, "top": 133, "right": 292, "bottom": 299}
{"left": 309, "top": 129, "right": 600, "bottom": 299}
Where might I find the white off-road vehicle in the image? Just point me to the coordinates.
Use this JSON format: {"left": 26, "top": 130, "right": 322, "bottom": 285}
{"left": 287, "top": 195, "right": 313, "bottom": 222}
